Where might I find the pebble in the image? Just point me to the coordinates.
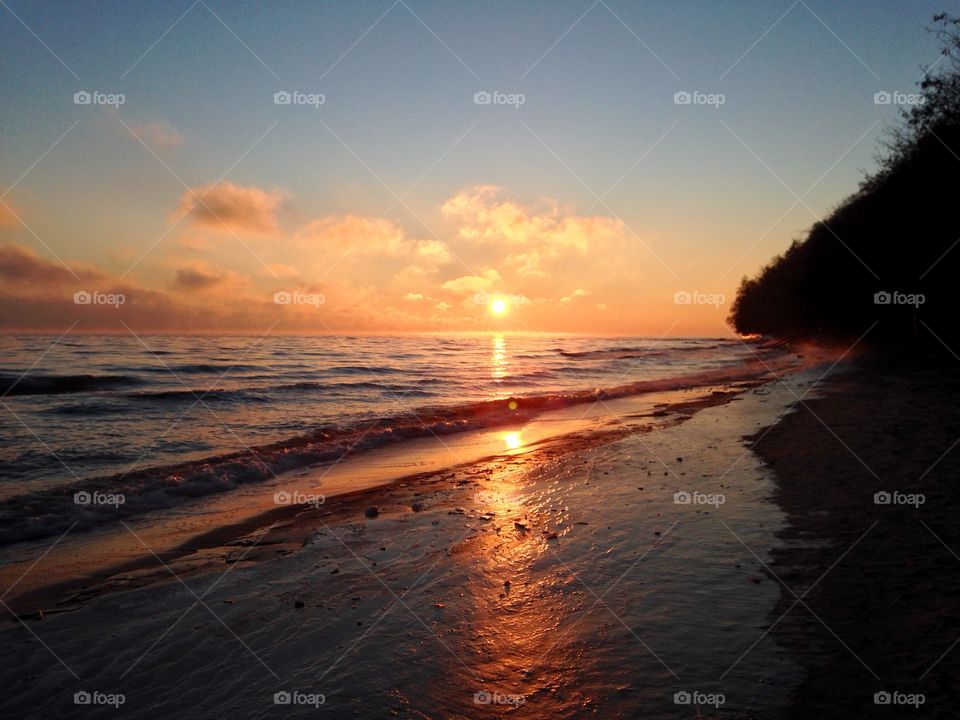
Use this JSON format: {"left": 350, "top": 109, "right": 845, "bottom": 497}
{"left": 294, "top": 600, "right": 305, "bottom": 609}
{"left": 364, "top": 506, "right": 380, "bottom": 518}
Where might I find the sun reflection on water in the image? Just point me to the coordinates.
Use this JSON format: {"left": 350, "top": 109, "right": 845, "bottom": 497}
{"left": 502, "top": 431, "right": 523, "bottom": 451}
{"left": 491, "top": 334, "right": 508, "bottom": 380}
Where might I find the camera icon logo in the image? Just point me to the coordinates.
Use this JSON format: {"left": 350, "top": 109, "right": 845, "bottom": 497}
{"left": 674, "top": 491, "right": 692, "bottom": 504}
{"left": 873, "top": 291, "right": 891, "bottom": 304}
{"left": 673, "top": 690, "right": 692, "bottom": 704}
{"left": 274, "top": 691, "right": 292, "bottom": 705}
{"left": 274, "top": 91, "right": 292, "bottom": 105}
{"left": 673, "top": 91, "right": 692, "bottom": 105}
{"left": 74, "top": 290, "right": 92, "bottom": 304}
{"left": 673, "top": 290, "right": 691, "bottom": 305}
{"left": 74, "top": 91, "right": 92, "bottom": 105}
{"left": 473, "top": 691, "right": 492, "bottom": 704}
{"left": 273, "top": 291, "right": 292, "bottom": 305}
{"left": 274, "top": 491, "right": 291, "bottom": 505}
{"left": 74, "top": 490, "right": 92, "bottom": 505}
{"left": 874, "top": 91, "right": 892, "bottom": 105}
{"left": 474, "top": 91, "right": 492, "bottom": 105}
{"left": 74, "top": 691, "right": 92, "bottom": 705}
{"left": 874, "top": 691, "right": 891, "bottom": 705}
{"left": 874, "top": 491, "right": 892, "bottom": 505}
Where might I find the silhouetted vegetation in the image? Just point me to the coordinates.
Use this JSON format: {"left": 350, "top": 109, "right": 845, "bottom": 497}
{"left": 730, "top": 14, "right": 960, "bottom": 349}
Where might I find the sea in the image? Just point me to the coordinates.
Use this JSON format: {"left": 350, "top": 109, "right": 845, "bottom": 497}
{"left": 0, "top": 334, "right": 771, "bottom": 545}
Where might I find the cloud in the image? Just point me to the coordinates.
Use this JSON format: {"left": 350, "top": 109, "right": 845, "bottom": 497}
{"left": 404, "top": 292, "right": 425, "bottom": 301}
{"left": 174, "top": 182, "right": 284, "bottom": 235}
{"left": 415, "top": 239, "right": 451, "bottom": 266}
{"left": 292, "top": 215, "right": 406, "bottom": 255}
{"left": 442, "top": 186, "right": 623, "bottom": 258}
{"left": 173, "top": 261, "right": 228, "bottom": 291}
{"left": 441, "top": 268, "right": 500, "bottom": 295}
{"left": 127, "top": 119, "right": 184, "bottom": 150}
{"left": 0, "top": 243, "right": 104, "bottom": 287}
{"left": 561, "top": 288, "right": 591, "bottom": 302}
{"left": 0, "top": 199, "right": 17, "bottom": 227}
{"left": 504, "top": 251, "right": 546, "bottom": 277}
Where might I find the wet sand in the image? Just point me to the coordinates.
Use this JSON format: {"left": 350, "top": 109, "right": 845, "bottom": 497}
{"left": 755, "top": 356, "right": 960, "bottom": 719}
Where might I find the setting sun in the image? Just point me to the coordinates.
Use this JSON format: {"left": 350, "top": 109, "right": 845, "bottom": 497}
{"left": 490, "top": 298, "right": 508, "bottom": 315}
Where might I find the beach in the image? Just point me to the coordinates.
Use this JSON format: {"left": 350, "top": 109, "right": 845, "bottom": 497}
{"left": 0, "top": 344, "right": 830, "bottom": 719}
{"left": 756, "top": 357, "right": 960, "bottom": 718}
{"left": 7, "top": 342, "right": 958, "bottom": 718}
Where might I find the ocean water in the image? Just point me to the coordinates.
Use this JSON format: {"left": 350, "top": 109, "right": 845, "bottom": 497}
{"left": 0, "top": 334, "right": 767, "bottom": 544}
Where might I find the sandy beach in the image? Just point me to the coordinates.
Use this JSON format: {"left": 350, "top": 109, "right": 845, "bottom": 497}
{"left": 0, "top": 355, "right": 834, "bottom": 719}
{"left": 755, "top": 357, "right": 960, "bottom": 718}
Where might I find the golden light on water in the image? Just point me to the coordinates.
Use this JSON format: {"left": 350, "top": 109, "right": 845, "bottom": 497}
{"left": 502, "top": 431, "right": 522, "bottom": 450}
{"left": 491, "top": 334, "right": 508, "bottom": 380}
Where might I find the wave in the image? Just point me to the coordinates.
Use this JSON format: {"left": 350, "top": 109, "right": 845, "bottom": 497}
{"left": 0, "top": 374, "right": 144, "bottom": 397}
{"left": 554, "top": 342, "right": 729, "bottom": 361}
{"left": 124, "top": 380, "right": 437, "bottom": 403}
{"left": 0, "top": 353, "right": 793, "bottom": 546}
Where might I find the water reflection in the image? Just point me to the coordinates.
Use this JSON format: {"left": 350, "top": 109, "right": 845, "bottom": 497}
{"left": 502, "top": 431, "right": 522, "bottom": 451}
{"left": 491, "top": 334, "right": 508, "bottom": 380}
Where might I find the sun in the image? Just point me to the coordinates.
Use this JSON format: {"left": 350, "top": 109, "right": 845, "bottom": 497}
{"left": 490, "top": 298, "right": 508, "bottom": 315}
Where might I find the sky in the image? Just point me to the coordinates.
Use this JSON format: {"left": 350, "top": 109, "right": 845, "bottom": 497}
{"left": 0, "top": 0, "right": 947, "bottom": 335}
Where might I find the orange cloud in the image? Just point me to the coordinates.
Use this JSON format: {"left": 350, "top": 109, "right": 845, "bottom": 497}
{"left": 442, "top": 185, "right": 622, "bottom": 254}
{"left": 0, "top": 201, "right": 17, "bottom": 227}
{"left": 0, "top": 243, "right": 105, "bottom": 288}
{"left": 442, "top": 186, "right": 625, "bottom": 279}
{"left": 172, "top": 261, "right": 229, "bottom": 291}
{"left": 174, "top": 182, "right": 284, "bottom": 236}
{"left": 441, "top": 268, "right": 500, "bottom": 295}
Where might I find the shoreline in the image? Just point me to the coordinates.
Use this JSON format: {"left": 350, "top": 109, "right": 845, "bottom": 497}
{"left": 3, "top": 378, "right": 770, "bottom": 617}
